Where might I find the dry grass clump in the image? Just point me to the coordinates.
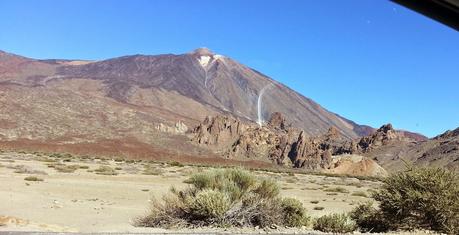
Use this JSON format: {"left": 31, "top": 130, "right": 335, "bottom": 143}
{"left": 323, "top": 186, "right": 349, "bottom": 193}
{"left": 12, "top": 165, "right": 47, "bottom": 175}
{"left": 350, "top": 167, "right": 459, "bottom": 234}
{"left": 142, "top": 166, "right": 164, "bottom": 175}
{"left": 24, "top": 176, "right": 44, "bottom": 182}
{"left": 169, "top": 161, "right": 184, "bottom": 167}
{"left": 36, "top": 157, "right": 57, "bottom": 163}
{"left": 135, "top": 168, "right": 310, "bottom": 228}
{"left": 350, "top": 191, "right": 368, "bottom": 198}
{"left": 94, "top": 165, "right": 118, "bottom": 175}
{"left": 313, "top": 213, "right": 356, "bottom": 233}
{"left": 51, "top": 164, "right": 83, "bottom": 173}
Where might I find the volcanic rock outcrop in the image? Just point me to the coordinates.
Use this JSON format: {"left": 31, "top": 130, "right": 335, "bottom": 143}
{"left": 356, "top": 124, "right": 407, "bottom": 152}
{"left": 191, "top": 113, "right": 375, "bottom": 171}
{"left": 361, "top": 126, "right": 459, "bottom": 172}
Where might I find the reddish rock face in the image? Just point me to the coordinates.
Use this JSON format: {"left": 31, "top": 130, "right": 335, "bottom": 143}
{"left": 191, "top": 113, "right": 356, "bottom": 170}
{"left": 191, "top": 115, "right": 246, "bottom": 147}
{"left": 268, "top": 112, "right": 288, "bottom": 130}
{"left": 356, "top": 124, "right": 406, "bottom": 152}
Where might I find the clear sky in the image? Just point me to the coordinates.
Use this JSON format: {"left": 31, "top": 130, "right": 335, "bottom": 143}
{"left": 0, "top": 0, "right": 458, "bottom": 137}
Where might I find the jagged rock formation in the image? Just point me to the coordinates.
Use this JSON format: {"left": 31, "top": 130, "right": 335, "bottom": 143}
{"left": 191, "top": 116, "right": 247, "bottom": 147}
{"left": 190, "top": 112, "right": 451, "bottom": 175}
{"left": 356, "top": 124, "right": 407, "bottom": 152}
{"left": 362, "top": 126, "right": 459, "bottom": 172}
{"left": 191, "top": 113, "right": 378, "bottom": 171}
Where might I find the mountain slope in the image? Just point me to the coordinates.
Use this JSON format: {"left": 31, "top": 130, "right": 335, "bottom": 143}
{"left": 0, "top": 48, "right": 405, "bottom": 162}
{"left": 363, "top": 127, "right": 459, "bottom": 172}
{"left": 54, "top": 48, "right": 369, "bottom": 138}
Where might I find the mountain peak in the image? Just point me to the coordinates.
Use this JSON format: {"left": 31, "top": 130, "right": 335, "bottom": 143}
{"left": 190, "top": 47, "right": 215, "bottom": 56}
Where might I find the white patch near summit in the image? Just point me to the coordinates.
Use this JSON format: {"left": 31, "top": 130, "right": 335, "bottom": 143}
{"left": 198, "top": 55, "right": 211, "bottom": 67}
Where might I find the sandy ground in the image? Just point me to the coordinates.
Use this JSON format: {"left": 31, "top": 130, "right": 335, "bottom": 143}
{"left": 0, "top": 151, "right": 387, "bottom": 233}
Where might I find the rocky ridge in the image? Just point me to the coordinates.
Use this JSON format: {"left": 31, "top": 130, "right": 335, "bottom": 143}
{"left": 191, "top": 112, "right": 398, "bottom": 176}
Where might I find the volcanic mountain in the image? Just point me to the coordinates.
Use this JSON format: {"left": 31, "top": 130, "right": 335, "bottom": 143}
{"left": 0, "top": 48, "right": 427, "bottom": 166}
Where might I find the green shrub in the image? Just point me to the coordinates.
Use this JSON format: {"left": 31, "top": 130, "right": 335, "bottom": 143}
{"left": 54, "top": 164, "right": 80, "bottom": 173}
{"left": 371, "top": 167, "right": 459, "bottom": 234}
{"left": 253, "top": 178, "right": 279, "bottom": 199}
{"left": 136, "top": 168, "right": 309, "bottom": 228}
{"left": 280, "top": 198, "right": 310, "bottom": 227}
{"left": 169, "top": 161, "right": 184, "bottom": 167}
{"left": 313, "top": 213, "right": 356, "bottom": 233}
{"left": 350, "top": 191, "right": 368, "bottom": 197}
{"left": 187, "top": 189, "right": 230, "bottom": 221}
{"left": 184, "top": 168, "right": 255, "bottom": 201}
{"left": 24, "top": 176, "right": 44, "bottom": 182}
{"left": 349, "top": 202, "right": 390, "bottom": 233}
{"left": 94, "top": 166, "right": 118, "bottom": 175}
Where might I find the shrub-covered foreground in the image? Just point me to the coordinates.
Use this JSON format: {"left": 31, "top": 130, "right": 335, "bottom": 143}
{"left": 135, "top": 166, "right": 458, "bottom": 233}
{"left": 350, "top": 167, "right": 459, "bottom": 234}
{"left": 135, "top": 168, "right": 309, "bottom": 228}
{"left": 313, "top": 213, "right": 356, "bottom": 233}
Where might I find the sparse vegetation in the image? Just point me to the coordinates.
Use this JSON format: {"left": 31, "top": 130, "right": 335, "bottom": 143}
{"left": 12, "top": 165, "right": 47, "bottom": 175}
{"left": 323, "top": 187, "right": 349, "bottom": 193}
{"left": 310, "top": 200, "right": 319, "bottom": 204}
{"left": 53, "top": 164, "right": 81, "bottom": 173}
{"left": 36, "top": 157, "right": 57, "bottom": 163}
{"left": 94, "top": 165, "right": 118, "bottom": 175}
{"left": 313, "top": 206, "right": 324, "bottom": 210}
{"left": 350, "top": 202, "right": 390, "bottom": 233}
{"left": 169, "top": 161, "right": 184, "bottom": 167}
{"left": 285, "top": 177, "right": 297, "bottom": 183}
{"left": 313, "top": 213, "right": 356, "bottom": 233}
{"left": 371, "top": 167, "right": 459, "bottom": 234}
{"left": 142, "top": 166, "right": 164, "bottom": 175}
{"left": 350, "top": 191, "right": 368, "bottom": 197}
{"left": 136, "top": 168, "right": 310, "bottom": 228}
{"left": 24, "top": 176, "right": 44, "bottom": 182}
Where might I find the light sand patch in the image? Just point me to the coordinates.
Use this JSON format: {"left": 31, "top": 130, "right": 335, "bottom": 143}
{"left": 0, "top": 151, "right": 380, "bottom": 232}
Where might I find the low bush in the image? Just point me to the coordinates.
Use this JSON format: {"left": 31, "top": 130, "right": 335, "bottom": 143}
{"left": 349, "top": 167, "right": 459, "bottom": 234}
{"left": 94, "top": 166, "right": 118, "bottom": 175}
{"left": 24, "top": 176, "right": 44, "bottom": 182}
{"left": 350, "top": 191, "right": 367, "bottom": 197}
{"left": 373, "top": 167, "right": 459, "bottom": 234}
{"left": 142, "top": 166, "right": 164, "bottom": 175}
{"left": 349, "top": 202, "right": 390, "bottom": 233}
{"left": 323, "top": 187, "right": 349, "bottom": 193}
{"left": 281, "top": 197, "right": 310, "bottom": 227}
{"left": 136, "top": 168, "right": 310, "bottom": 228}
{"left": 169, "top": 161, "right": 184, "bottom": 167}
{"left": 313, "top": 213, "right": 356, "bottom": 233}
{"left": 54, "top": 164, "right": 80, "bottom": 173}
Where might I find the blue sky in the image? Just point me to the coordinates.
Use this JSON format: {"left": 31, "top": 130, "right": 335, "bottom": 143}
{"left": 0, "top": 0, "right": 458, "bottom": 137}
